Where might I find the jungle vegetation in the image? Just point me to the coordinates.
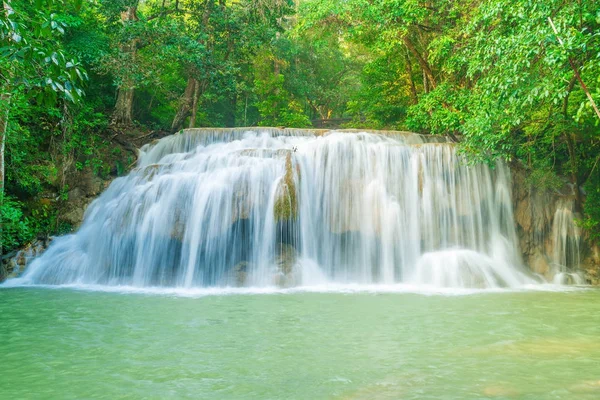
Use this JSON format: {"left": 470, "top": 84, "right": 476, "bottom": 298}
{"left": 1, "top": 0, "right": 599, "bottom": 254}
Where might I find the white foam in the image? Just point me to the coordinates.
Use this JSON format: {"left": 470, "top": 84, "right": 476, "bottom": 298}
{"left": 14, "top": 129, "right": 545, "bottom": 289}
{"left": 0, "top": 281, "right": 587, "bottom": 298}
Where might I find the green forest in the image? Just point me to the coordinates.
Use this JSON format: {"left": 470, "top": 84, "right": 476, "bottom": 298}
{"left": 1, "top": 0, "right": 599, "bottom": 255}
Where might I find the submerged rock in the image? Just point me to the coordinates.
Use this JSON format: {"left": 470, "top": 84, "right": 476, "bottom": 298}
{"left": 274, "top": 244, "right": 299, "bottom": 287}
{"left": 232, "top": 261, "right": 249, "bottom": 286}
{"left": 482, "top": 385, "right": 519, "bottom": 397}
{"left": 570, "top": 379, "right": 600, "bottom": 393}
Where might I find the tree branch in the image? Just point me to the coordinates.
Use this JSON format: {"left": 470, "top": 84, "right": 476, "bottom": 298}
{"left": 549, "top": 17, "right": 600, "bottom": 122}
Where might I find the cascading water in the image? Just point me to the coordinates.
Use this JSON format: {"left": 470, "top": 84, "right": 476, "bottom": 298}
{"left": 15, "top": 128, "right": 536, "bottom": 289}
{"left": 551, "top": 199, "right": 584, "bottom": 284}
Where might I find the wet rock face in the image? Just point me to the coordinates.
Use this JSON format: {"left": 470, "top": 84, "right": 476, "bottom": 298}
{"left": 512, "top": 167, "right": 555, "bottom": 265}
{"left": 61, "top": 173, "right": 110, "bottom": 228}
{"left": 511, "top": 164, "right": 597, "bottom": 283}
{"left": 2, "top": 238, "right": 53, "bottom": 281}
{"left": 528, "top": 249, "right": 551, "bottom": 276}
{"left": 581, "top": 244, "right": 600, "bottom": 285}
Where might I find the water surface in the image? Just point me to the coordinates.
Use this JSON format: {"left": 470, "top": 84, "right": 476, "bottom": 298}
{"left": 1, "top": 287, "right": 600, "bottom": 399}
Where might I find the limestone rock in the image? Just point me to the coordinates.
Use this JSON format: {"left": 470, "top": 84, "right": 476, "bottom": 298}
{"left": 582, "top": 244, "right": 600, "bottom": 285}
{"left": 273, "top": 153, "right": 298, "bottom": 221}
{"left": 62, "top": 199, "right": 93, "bottom": 227}
{"left": 510, "top": 163, "right": 592, "bottom": 282}
{"left": 527, "top": 249, "right": 551, "bottom": 278}
{"left": 2, "top": 238, "right": 53, "bottom": 280}
{"left": 68, "top": 187, "right": 85, "bottom": 202}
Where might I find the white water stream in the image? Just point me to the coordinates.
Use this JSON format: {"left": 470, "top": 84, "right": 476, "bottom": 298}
{"left": 17, "top": 128, "right": 536, "bottom": 288}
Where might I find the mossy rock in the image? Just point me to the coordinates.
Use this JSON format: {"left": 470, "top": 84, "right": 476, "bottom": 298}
{"left": 274, "top": 153, "right": 298, "bottom": 221}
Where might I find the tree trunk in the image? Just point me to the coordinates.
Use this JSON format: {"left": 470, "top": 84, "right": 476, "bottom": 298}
{"left": 171, "top": 78, "right": 197, "bottom": 132}
{"left": 172, "top": 0, "right": 213, "bottom": 132}
{"left": 225, "top": 95, "right": 236, "bottom": 128}
{"left": 404, "top": 51, "right": 418, "bottom": 104}
{"left": 188, "top": 79, "right": 200, "bottom": 128}
{"left": 111, "top": 5, "right": 138, "bottom": 126}
{"left": 549, "top": 17, "right": 600, "bottom": 122}
{"left": 113, "top": 85, "right": 134, "bottom": 125}
{"left": 402, "top": 36, "right": 436, "bottom": 90}
{"left": 0, "top": 93, "right": 9, "bottom": 260}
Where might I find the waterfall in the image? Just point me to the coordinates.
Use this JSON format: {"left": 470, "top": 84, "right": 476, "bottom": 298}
{"left": 16, "top": 128, "right": 535, "bottom": 289}
{"left": 550, "top": 199, "right": 584, "bottom": 284}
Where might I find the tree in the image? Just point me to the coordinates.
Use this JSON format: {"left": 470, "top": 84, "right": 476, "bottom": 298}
{"left": 169, "top": 0, "right": 295, "bottom": 132}
{"left": 1, "top": 0, "right": 86, "bottom": 258}
{"left": 111, "top": 1, "right": 139, "bottom": 125}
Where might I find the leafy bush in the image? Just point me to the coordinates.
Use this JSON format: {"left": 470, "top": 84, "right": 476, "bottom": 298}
{"left": 1, "top": 198, "right": 34, "bottom": 251}
{"left": 583, "top": 168, "right": 600, "bottom": 242}
{"left": 525, "top": 168, "right": 564, "bottom": 193}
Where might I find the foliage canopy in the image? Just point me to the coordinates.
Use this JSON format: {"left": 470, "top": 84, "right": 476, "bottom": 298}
{"left": 1, "top": 0, "right": 600, "bottom": 252}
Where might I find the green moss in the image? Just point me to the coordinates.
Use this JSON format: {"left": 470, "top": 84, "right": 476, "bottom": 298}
{"left": 274, "top": 153, "right": 298, "bottom": 221}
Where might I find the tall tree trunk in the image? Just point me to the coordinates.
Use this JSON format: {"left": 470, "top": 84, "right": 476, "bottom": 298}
{"left": 402, "top": 36, "right": 436, "bottom": 90}
{"left": 225, "top": 95, "right": 236, "bottom": 128}
{"left": 113, "top": 84, "right": 135, "bottom": 125}
{"left": 0, "top": 93, "right": 9, "bottom": 260}
{"left": 172, "top": 0, "right": 213, "bottom": 131}
{"left": 171, "top": 78, "right": 197, "bottom": 132}
{"left": 188, "top": 79, "right": 200, "bottom": 128}
{"left": 111, "top": 5, "right": 138, "bottom": 126}
{"left": 404, "top": 51, "right": 418, "bottom": 104}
